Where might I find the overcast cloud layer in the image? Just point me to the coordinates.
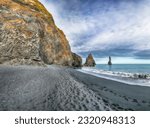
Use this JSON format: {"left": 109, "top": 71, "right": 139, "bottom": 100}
{"left": 40, "top": 0, "right": 150, "bottom": 63}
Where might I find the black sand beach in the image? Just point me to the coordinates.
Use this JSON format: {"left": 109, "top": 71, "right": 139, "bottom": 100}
{"left": 0, "top": 65, "right": 150, "bottom": 111}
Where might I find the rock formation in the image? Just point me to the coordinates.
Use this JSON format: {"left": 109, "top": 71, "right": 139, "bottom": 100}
{"left": 0, "top": 0, "right": 82, "bottom": 67}
{"left": 84, "top": 53, "right": 96, "bottom": 67}
{"left": 108, "top": 56, "right": 112, "bottom": 65}
{"left": 72, "top": 53, "right": 82, "bottom": 67}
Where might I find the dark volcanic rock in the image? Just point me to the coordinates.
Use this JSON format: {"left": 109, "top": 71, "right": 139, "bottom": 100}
{"left": 108, "top": 56, "right": 112, "bottom": 65}
{"left": 72, "top": 53, "right": 82, "bottom": 67}
{"left": 84, "top": 53, "right": 96, "bottom": 67}
{"left": 0, "top": 0, "right": 80, "bottom": 66}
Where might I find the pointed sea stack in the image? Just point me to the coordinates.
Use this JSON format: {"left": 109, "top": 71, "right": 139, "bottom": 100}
{"left": 108, "top": 56, "right": 112, "bottom": 65}
{"left": 84, "top": 53, "right": 96, "bottom": 67}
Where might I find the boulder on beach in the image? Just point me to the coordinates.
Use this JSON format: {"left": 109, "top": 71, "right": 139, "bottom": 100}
{"left": 108, "top": 56, "right": 112, "bottom": 65}
{"left": 84, "top": 53, "right": 96, "bottom": 67}
{"left": 0, "top": 0, "right": 81, "bottom": 67}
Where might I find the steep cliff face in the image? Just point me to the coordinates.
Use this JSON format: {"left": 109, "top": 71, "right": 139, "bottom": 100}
{"left": 0, "top": 0, "right": 80, "bottom": 66}
{"left": 84, "top": 53, "right": 96, "bottom": 67}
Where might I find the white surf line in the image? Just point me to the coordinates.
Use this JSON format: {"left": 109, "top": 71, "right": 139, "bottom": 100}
{"left": 77, "top": 69, "right": 150, "bottom": 87}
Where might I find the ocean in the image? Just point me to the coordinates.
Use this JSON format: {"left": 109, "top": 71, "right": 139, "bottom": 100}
{"left": 95, "top": 64, "right": 150, "bottom": 74}
{"left": 78, "top": 64, "right": 150, "bottom": 86}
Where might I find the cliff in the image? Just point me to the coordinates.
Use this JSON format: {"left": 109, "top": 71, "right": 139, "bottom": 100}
{"left": 84, "top": 53, "right": 96, "bottom": 67}
{"left": 0, "top": 0, "right": 81, "bottom": 66}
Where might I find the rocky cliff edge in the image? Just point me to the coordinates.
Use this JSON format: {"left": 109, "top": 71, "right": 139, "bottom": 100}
{"left": 0, "top": 0, "right": 82, "bottom": 67}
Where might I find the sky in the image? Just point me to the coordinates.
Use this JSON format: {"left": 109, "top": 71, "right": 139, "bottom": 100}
{"left": 40, "top": 0, "right": 150, "bottom": 64}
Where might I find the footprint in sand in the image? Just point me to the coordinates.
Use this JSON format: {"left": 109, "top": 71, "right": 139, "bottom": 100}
{"left": 132, "top": 99, "right": 138, "bottom": 103}
{"left": 76, "top": 90, "right": 80, "bottom": 95}
{"left": 101, "top": 87, "right": 106, "bottom": 90}
{"left": 117, "top": 106, "right": 124, "bottom": 110}
{"left": 142, "top": 100, "right": 147, "bottom": 104}
{"left": 103, "top": 99, "right": 109, "bottom": 104}
{"left": 113, "top": 92, "right": 117, "bottom": 96}
{"left": 85, "top": 99, "right": 89, "bottom": 104}
{"left": 123, "top": 96, "right": 129, "bottom": 101}
{"left": 124, "top": 108, "right": 134, "bottom": 111}
{"left": 94, "top": 103, "right": 100, "bottom": 110}
{"left": 97, "top": 97, "right": 101, "bottom": 100}
{"left": 110, "top": 91, "right": 118, "bottom": 96}
{"left": 112, "top": 103, "right": 119, "bottom": 107}
{"left": 82, "top": 104, "right": 88, "bottom": 111}
{"left": 109, "top": 90, "right": 113, "bottom": 93}
{"left": 78, "top": 105, "right": 82, "bottom": 110}
{"left": 70, "top": 103, "right": 76, "bottom": 109}
{"left": 80, "top": 97, "right": 84, "bottom": 101}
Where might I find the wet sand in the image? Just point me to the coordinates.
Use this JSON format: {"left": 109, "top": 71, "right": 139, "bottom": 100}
{"left": 0, "top": 65, "right": 150, "bottom": 111}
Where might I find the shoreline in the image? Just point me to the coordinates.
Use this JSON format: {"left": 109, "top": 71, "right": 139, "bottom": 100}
{"left": 78, "top": 67, "right": 150, "bottom": 87}
{"left": 71, "top": 70, "right": 150, "bottom": 111}
{"left": 0, "top": 65, "right": 150, "bottom": 111}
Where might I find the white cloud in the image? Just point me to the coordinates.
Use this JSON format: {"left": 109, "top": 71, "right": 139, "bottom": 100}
{"left": 40, "top": 0, "right": 150, "bottom": 55}
{"left": 94, "top": 57, "right": 150, "bottom": 64}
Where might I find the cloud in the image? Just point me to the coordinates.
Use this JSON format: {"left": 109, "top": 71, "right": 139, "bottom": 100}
{"left": 40, "top": 0, "right": 150, "bottom": 59}
{"left": 93, "top": 57, "right": 150, "bottom": 64}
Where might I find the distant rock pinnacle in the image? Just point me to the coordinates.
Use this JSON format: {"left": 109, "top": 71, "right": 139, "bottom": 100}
{"left": 108, "top": 56, "right": 112, "bottom": 65}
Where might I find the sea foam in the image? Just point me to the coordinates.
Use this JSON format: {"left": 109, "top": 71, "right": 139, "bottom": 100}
{"left": 77, "top": 67, "right": 150, "bottom": 87}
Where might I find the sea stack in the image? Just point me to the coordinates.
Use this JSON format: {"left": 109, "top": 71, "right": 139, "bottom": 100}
{"left": 108, "top": 56, "right": 112, "bottom": 65}
{"left": 84, "top": 53, "right": 96, "bottom": 67}
{"left": 0, "top": 0, "right": 81, "bottom": 67}
{"left": 72, "top": 53, "right": 82, "bottom": 67}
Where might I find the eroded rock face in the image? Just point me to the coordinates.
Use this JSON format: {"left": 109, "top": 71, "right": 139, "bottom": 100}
{"left": 84, "top": 53, "right": 96, "bottom": 67}
{"left": 108, "top": 56, "right": 112, "bottom": 65}
{"left": 0, "top": 0, "right": 76, "bottom": 66}
{"left": 72, "top": 53, "right": 82, "bottom": 67}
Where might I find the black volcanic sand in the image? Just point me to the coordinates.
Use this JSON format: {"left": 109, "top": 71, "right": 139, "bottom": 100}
{"left": 0, "top": 65, "right": 150, "bottom": 111}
